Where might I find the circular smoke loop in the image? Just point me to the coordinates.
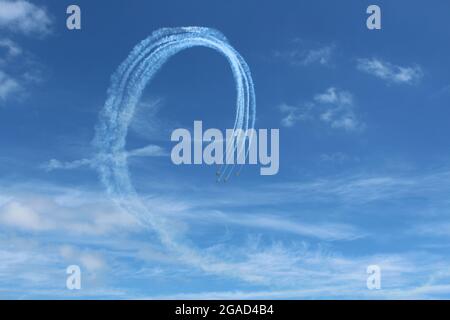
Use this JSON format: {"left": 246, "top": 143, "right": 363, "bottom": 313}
{"left": 93, "top": 27, "right": 257, "bottom": 278}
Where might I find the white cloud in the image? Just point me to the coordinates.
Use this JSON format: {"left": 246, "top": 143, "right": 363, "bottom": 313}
{"left": 314, "top": 87, "right": 362, "bottom": 131}
{"left": 60, "top": 246, "right": 106, "bottom": 272}
{"left": 0, "top": 0, "right": 52, "bottom": 35}
{"left": 0, "top": 201, "right": 51, "bottom": 231}
{"left": 315, "top": 87, "right": 352, "bottom": 105}
{"left": 0, "top": 193, "right": 139, "bottom": 235}
{"left": 142, "top": 248, "right": 450, "bottom": 299}
{"left": 42, "top": 144, "right": 168, "bottom": 171}
{"left": 43, "top": 158, "right": 92, "bottom": 171}
{"left": 0, "top": 24, "right": 47, "bottom": 105}
{"left": 274, "top": 42, "right": 335, "bottom": 67}
{"left": 0, "top": 2, "right": 51, "bottom": 105}
{"left": 0, "top": 70, "right": 20, "bottom": 100}
{"left": 146, "top": 282, "right": 450, "bottom": 300}
{"left": 278, "top": 87, "right": 364, "bottom": 131}
{"left": 0, "top": 38, "right": 22, "bottom": 58}
{"left": 260, "top": 169, "right": 450, "bottom": 211}
{"left": 127, "top": 144, "right": 168, "bottom": 157}
{"left": 2, "top": 172, "right": 450, "bottom": 297}
{"left": 357, "top": 58, "right": 423, "bottom": 85}
{"left": 320, "top": 152, "right": 351, "bottom": 164}
{"left": 130, "top": 98, "right": 178, "bottom": 141}
{"left": 413, "top": 222, "right": 450, "bottom": 238}
{"left": 0, "top": 239, "right": 64, "bottom": 292}
{"left": 278, "top": 103, "right": 312, "bottom": 127}
{"left": 299, "top": 45, "right": 334, "bottom": 66}
{"left": 184, "top": 211, "right": 365, "bottom": 241}
{"left": 0, "top": 181, "right": 366, "bottom": 289}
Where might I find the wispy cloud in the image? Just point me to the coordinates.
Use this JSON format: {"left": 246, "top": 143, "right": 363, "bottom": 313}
{"left": 42, "top": 144, "right": 168, "bottom": 171}
{"left": 301, "top": 46, "right": 334, "bottom": 66}
{"left": 141, "top": 249, "right": 450, "bottom": 299}
{"left": 0, "top": 70, "right": 20, "bottom": 100}
{"left": 430, "top": 84, "right": 450, "bottom": 100}
{"left": 43, "top": 158, "right": 93, "bottom": 171}
{"left": 127, "top": 145, "right": 168, "bottom": 158}
{"left": 279, "top": 87, "right": 364, "bottom": 131}
{"left": 314, "top": 87, "right": 363, "bottom": 131}
{"left": 0, "top": 201, "right": 51, "bottom": 231}
{"left": 0, "top": 179, "right": 365, "bottom": 291}
{"left": 274, "top": 40, "right": 335, "bottom": 67}
{"left": 2, "top": 166, "right": 450, "bottom": 298}
{"left": 412, "top": 222, "right": 450, "bottom": 238}
{"left": 60, "top": 246, "right": 107, "bottom": 273}
{"left": 130, "top": 98, "right": 179, "bottom": 141}
{"left": 145, "top": 282, "right": 450, "bottom": 300}
{"left": 0, "top": 192, "right": 140, "bottom": 236}
{"left": 0, "top": 2, "right": 51, "bottom": 105}
{"left": 357, "top": 58, "right": 423, "bottom": 85}
{"left": 319, "top": 152, "right": 359, "bottom": 165}
{"left": 0, "top": 0, "right": 52, "bottom": 36}
{"left": 278, "top": 103, "right": 312, "bottom": 127}
{"left": 0, "top": 38, "right": 22, "bottom": 59}
{"left": 171, "top": 210, "right": 365, "bottom": 241}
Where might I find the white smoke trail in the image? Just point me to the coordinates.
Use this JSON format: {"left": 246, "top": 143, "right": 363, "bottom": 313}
{"left": 42, "top": 144, "right": 166, "bottom": 171}
{"left": 93, "top": 27, "right": 257, "bottom": 278}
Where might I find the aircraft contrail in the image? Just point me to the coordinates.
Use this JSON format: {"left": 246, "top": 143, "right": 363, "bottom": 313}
{"left": 93, "top": 27, "right": 257, "bottom": 277}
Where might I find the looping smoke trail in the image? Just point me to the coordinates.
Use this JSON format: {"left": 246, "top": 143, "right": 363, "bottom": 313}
{"left": 93, "top": 27, "right": 256, "bottom": 277}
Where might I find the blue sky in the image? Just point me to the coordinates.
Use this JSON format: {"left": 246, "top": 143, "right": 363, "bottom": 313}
{"left": 1, "top": 0, "right": 450, "bottom": 299}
